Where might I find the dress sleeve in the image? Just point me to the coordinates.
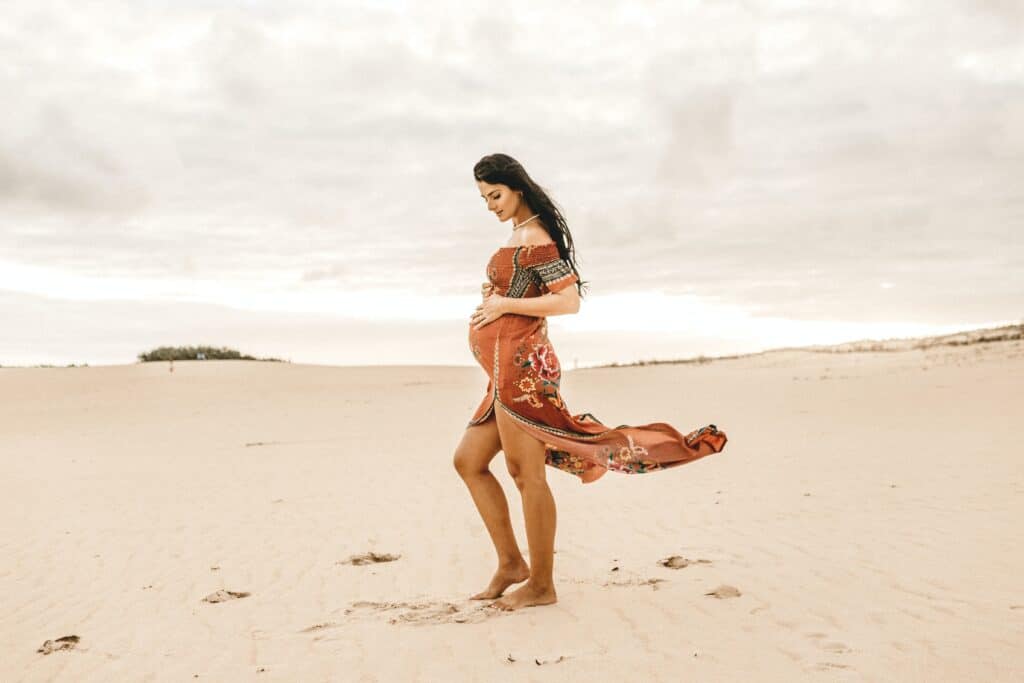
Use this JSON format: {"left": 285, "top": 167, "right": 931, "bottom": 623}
{"left": 531, "top": 257, "right": 579, "bottom": 293}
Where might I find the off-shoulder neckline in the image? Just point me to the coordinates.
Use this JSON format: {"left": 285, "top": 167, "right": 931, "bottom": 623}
{"left": 495, "top": 242, "right": 558, "bottom": 250}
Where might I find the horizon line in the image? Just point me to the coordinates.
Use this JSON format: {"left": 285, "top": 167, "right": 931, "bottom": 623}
{"left": 4, "top": 320, "right": 1020, "bottom": 370}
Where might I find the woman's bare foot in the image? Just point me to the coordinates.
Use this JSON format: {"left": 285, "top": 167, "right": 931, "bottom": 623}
{"left": 470, "top": 561, "right": 531, "bottom": 600}
{"left": 488, "top": 580, "right": 557, "bottom": 611}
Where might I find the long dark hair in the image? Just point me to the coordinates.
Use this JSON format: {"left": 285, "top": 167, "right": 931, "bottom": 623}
{"left": 473, "top": 153, "right": 589, "bottom": 298}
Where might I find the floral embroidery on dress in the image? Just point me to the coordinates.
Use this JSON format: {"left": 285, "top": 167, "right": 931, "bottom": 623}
{"left": 511, "top": 392, "right": 544, "bottom": 408}
{"left": 528, "top": 343, "right": 560, "bottom": 383}
{"left": 511, "top": 339, "right": 564, "bottom": 410}
{"left": 598, "top": 434, "right": 663, "bottom": 474}
{"left": 545, "top": 447, "right": 587, "bottom": 476}
{"left": 512, "top": 343, "right": 529, "bottom": 367}
{"left": 516, "top": 376, "right": 538, "bottom": 393}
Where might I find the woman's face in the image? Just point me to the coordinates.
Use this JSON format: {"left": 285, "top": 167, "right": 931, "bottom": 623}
{"left": 477, "top": 180, "right": 521, "bottom": 222}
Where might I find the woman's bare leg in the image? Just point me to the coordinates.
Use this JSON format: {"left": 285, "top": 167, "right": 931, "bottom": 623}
{"left": 454, "top": 413, "right": 530, "bottom": 599}
{"left": 489, "top": 405, "right": 558, "bottom": 610}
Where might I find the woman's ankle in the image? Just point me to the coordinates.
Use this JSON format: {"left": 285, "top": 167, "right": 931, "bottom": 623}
{"left": 497, "top": 556, "right": 529, "bottom": 570}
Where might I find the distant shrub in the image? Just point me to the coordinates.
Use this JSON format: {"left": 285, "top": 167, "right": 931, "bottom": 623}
{"left": 23, "top": 363, "right": 89, "bottom": 368}
{"left": 137, "top": 346, "right": 285, "bottom": 362}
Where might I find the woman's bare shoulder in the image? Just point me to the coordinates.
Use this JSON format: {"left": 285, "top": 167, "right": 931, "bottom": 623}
{"left": 506, "top": 224, "right": 556, "bottom": 248}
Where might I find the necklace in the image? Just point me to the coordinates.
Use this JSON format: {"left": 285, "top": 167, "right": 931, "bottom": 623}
{"left": 512, "top": 213, "right": 540, "bottom": 231}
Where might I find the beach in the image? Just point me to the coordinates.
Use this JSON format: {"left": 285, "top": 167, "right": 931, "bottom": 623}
{"left": 2, "top": 329, "right": 1022, "bottom": 681}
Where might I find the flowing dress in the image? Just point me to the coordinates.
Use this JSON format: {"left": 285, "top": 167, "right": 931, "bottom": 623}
{"left": 467, "top": 242, "right": 727, "bottom": 484}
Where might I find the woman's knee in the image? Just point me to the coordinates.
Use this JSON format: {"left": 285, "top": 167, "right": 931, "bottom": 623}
{"left": 506, "top": 461, "right": 546, "bottom": 491}
{"left": 504, "top": 459, "right": 521, "bottom": 484}
{"left": 454, "top": 420, "right": 501, "bottom": 478}
{"left": 454, "top": 445, "right": 495, "bottom": 478}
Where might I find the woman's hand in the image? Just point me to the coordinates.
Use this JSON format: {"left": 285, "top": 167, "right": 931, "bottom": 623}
{"left": 471, "top": 292, "right": 508, "bottom": 330}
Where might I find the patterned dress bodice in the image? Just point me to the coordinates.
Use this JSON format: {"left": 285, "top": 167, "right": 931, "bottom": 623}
{"left": 486, "top": 243, "right": 578, "bottom": 298}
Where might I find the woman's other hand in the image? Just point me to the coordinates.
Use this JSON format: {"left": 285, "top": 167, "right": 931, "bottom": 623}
{"left": 471, "top": 292, "right": 508, "bottom": 330}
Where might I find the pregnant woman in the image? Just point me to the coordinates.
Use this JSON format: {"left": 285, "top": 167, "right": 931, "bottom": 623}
{"left": 455, "top": 153, "right": 728, "bottom": 611}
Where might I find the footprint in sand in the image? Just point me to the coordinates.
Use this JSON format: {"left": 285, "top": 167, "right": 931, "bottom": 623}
{"left": 37, "top": 635, "right": 79, "bottom": 654}
{"left": 658, "top": 555, "right": 712, "bottom": 569}
{"left": 340, "top": 599, "right": 498, "bottom": 625}
{"left": 202, "top": 590, "right": 251, "bottom": 603}
{"left": 705, "top": 584, "right": 742, "bottom": 599}
{"left": 337, "top": 552, "right": 401, "bottom": 566}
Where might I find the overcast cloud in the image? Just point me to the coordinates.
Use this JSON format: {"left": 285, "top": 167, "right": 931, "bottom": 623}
{"left": 1, "top": 0, "right": 1021, "bottom": 365}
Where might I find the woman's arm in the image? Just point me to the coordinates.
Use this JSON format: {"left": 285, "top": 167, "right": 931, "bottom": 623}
{"left": 501, "top": 287, "right": 580, "bottom": 317}
{"left": 472, "top": 279, "right": 581, "bottom": 330}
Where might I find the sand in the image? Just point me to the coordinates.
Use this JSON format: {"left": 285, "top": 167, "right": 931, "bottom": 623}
{"left": 2, "top": 330, "right": 1022, "bottom": 681}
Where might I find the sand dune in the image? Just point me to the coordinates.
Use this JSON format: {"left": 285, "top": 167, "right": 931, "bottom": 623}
{"left": 1, "top": 328, "right": 1022, "bottom": 681}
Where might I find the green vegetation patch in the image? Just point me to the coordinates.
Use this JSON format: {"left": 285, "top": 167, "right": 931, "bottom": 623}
{"left": 137, "top": 346, "right": 284, "bottom": 362}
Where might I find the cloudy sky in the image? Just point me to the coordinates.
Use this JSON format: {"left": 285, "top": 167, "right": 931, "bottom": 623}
{"left": 1, "top": 0, "right": 1021, "bottom": 367}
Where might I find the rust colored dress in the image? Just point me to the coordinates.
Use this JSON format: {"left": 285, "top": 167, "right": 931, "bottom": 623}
{"left": 467, "top": 242, "right": 727, "bottom": 484}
